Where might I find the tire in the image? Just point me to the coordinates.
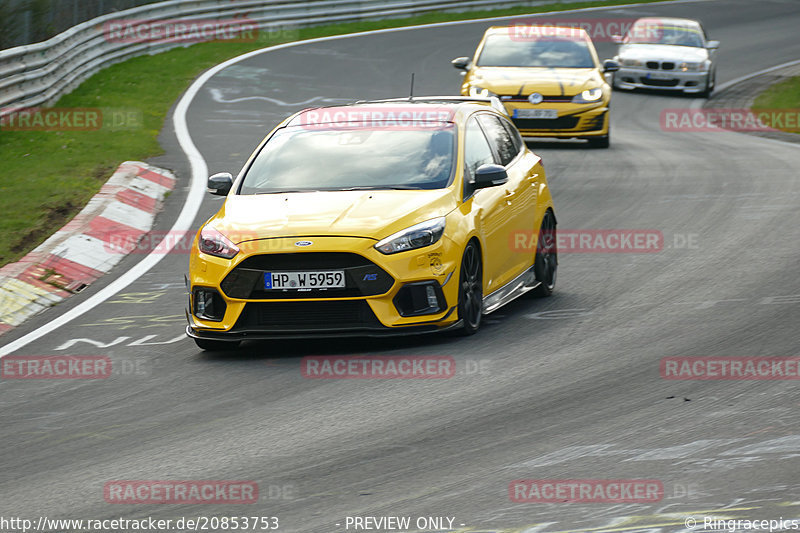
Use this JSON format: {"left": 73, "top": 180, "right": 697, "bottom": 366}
{"left": 532, "top": 210, "right": 557, "bottom": 298}
{"left": 587, "top": 131, "right": 610, "bottom": 148}
{"left": 587, "top": 120, "right": 610, "bottom": 148}
{"left": 698, "top": 70, "right": 715, "bottom": 98}
{"left": 194, "top": 338, "right": 241, "bottom": 351}
{"left": 456, "top": 241, "right": 483, "bottom": 335}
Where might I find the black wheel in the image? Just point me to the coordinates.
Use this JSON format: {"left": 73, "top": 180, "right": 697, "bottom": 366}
{"left": 698, "top": 70, "right": 715, "bottom": 98}
{"left": 456, "top": 241, "right": 483, "bottom": 335}
{"left": 587, "top": 135, "right": 609, "bottom": 148}
{"left": 532, "top": 210, "right": 557, "bottom": 297}
{"left": 587, "top": 126, "right": 610, "bottom": 148}
{"left": 194, "top": 338, "right": 241, "bottom": 351}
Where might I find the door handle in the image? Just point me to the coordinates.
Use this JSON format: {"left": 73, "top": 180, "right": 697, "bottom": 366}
{"left": 526, "top": 173, "right": 539, "bottom": 183}
{"left": 504, "top": 190, "right": 515, "bottom": 204}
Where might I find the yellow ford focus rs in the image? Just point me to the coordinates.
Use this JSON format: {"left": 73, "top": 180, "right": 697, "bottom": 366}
{"left": 453, "top": 25, "right": 619, "bottom": 147}
{"left": 186, "top": 97, "right": 557, "bottom": 350}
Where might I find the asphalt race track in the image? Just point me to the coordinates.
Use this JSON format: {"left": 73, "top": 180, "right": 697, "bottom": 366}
{"left": 2, "top": 0, "right": 800, "bottom": 531}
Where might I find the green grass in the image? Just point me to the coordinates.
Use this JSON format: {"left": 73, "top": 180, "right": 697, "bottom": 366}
{"left": 752, "top": 76, "right": 800, "bottom": 133}
{"left": 0, "top": 0, "right": 668, "bottom": 267}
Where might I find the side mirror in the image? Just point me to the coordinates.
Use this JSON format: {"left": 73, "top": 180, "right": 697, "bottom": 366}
{"left": 208, "top": 172, "right": 233, "bottom": 196}
{"left": 451, "top": 56, "right": 472, "bottom": 70}
{"left": 611, "top": 34, "right": 623, "bottom": 44}
{"left": 603, "top": 59, "right": 620, "bottom": 73}
{"left": 474, "top": 164, "right": 508, "bottom": 189}
{"left": 706, "top": 40, "right": 720, "bottom": 50}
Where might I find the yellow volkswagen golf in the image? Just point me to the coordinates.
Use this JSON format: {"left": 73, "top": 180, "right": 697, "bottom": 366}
{"left": 453, "top": 25, "right": 619, "bottom": 147}
{"left": 186, "top": 98, "right": 557, "bottom": 350}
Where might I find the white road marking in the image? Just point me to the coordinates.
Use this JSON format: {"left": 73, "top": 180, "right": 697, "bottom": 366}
{"left": 721, "top": 435, "right": 800, "bottom": 456}
{"left": 624, "top": 439, "right": 742, "bottom": 461}
{"left": 53, "top": 336, "right": 131, "bottom": 351}
{"left": 208, "top": 88, "right": 346, "bottom": 107}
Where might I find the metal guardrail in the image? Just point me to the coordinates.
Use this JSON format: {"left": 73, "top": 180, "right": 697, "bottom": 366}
{"left": 0, "top": 0, "right": 590, "bottom": 116}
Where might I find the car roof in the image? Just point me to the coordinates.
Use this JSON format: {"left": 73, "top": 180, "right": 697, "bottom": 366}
{"left": 485, "top": 24, "right": 591, "bottom": 40}
{"left": 632, "top": 17, "right": 702, "bottom": 29}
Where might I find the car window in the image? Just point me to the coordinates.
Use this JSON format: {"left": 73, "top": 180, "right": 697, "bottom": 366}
{"left": 478, "top": 114, "right": 520, "bottom": 167}
{"left": 477, "top": 34, "right": 595, "bottom": 68}
{"left": 627, "top": 22, "right": 705, "bottom": 47}
{"left": 239, "top": 124, "right": 456, "bottom": 194}
{"left": 463, "top": 117, "right": 495, "bottom": 198}
{"left": 502, "top": 118, "right": 525, "bottom": 154}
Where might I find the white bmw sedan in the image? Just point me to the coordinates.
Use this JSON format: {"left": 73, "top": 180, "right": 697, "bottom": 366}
{"left": 612, "top": 17, "right": 719, "bottom": 97}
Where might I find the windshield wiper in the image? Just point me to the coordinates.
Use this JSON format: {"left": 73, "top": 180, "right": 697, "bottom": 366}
{"left": 254, "top": 189, "right": 317, "bottom": 194}
{"left": 334, "top": 186, "right": 424, "bottom": 191}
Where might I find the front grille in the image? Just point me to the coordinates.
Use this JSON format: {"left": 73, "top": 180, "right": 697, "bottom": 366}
{"left": 235, "top": 252, "right": 371, "bottom": 270}
{"left": 234, "top": 300, "right": 383, "bottom": 331}
{"left": 639, "top": 77, "right": 680, "bottom": 87}
{"left": 502, "top": 95, "right": 572, "bottom": 102}
{"left": 221, "top": 252, "right": 394, "bottom": 299}
{"left": 646, "top": 61, "right": 676, "bottom": 71}
{"left": 512, "top": 116, "right": 580, "bottom": 130}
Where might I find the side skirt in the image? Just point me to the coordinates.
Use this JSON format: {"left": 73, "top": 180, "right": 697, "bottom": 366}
{"left": 482, "top": 265, "right": 541, "bottom": 315}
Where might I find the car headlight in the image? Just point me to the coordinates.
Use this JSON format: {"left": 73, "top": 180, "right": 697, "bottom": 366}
{"left": 375, "top": 217, "right": 446, "bottom": 255}
{"left": 679, "top": 61, "right": 708, "bottom": 72}
{"left": 198, "top": 226, "right": 239, "bottom": 259}
{"left": 620, "top": 58, "right": 642, "bottom": 67}
{"left": 469, "top": 86, "right": 497, "bottom": 98}
{"left": 572, "top": 87, "right": 604, "bottom": 103}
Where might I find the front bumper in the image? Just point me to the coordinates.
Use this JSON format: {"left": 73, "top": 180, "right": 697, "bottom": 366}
{"left": 186, "top": 317, "right": 460, "bottom": 341}
{"left": 503, "top": 102, "right": 609, "bottom": 139}
{"left": 187, "top": 236, "right": 462, "bottom": 339}
{"left": 615, "top": 67, "right": 710, "bottom": 92}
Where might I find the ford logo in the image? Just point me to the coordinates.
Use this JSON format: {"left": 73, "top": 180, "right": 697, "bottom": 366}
{"left": 295, "top": 241, "right": 313, "bottom": 247}
{"left": 528, "top": 92, "right": 544, "bottom": 105}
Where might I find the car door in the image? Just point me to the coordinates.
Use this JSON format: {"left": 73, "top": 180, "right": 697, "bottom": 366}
{"left": 462, "top": 114, "right": 517, "bottom": 295}
{"left": 477, "top": 113, "right": 538, "bottom": 278}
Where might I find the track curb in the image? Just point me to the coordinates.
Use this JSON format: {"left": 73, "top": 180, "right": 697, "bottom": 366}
{"left": 0, "top": 161, "right": 175, "bottom": 334}
{"left": 703, "top": 62, "right": 800, "bottom": 145}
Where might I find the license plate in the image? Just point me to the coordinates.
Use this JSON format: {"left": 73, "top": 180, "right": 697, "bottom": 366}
{"left": 646, "top": 72, "right": 673, "bottom": 80}
{"left": 514, "top": 108, "right": 558, "bottom": 119}
{"left": 264, "top": 271, "right": 345, "bottom": 290}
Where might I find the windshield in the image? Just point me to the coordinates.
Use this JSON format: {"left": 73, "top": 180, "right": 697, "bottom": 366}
{"left": 627, "top": 23, "right": 705, "bottom": 47}
{"left": 476, "top": 34, "right": 595, "bottom": 68}
{"left": 239, "top": 124, "right": 456, "bottom": 194}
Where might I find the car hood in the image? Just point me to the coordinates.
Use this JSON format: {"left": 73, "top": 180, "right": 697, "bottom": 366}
{"left": 618, "top": 44, "right": 709, "bottom": 62}
{"left": 210, "top": 189, "right": 457, "bottom": 242}
{"left": 470, "top": 67, "right": 603, "bottom": 96}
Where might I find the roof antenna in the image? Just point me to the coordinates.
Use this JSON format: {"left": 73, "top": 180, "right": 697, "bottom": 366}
{"left": 409, "top": 72, "right": 415, "bottom": 101}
